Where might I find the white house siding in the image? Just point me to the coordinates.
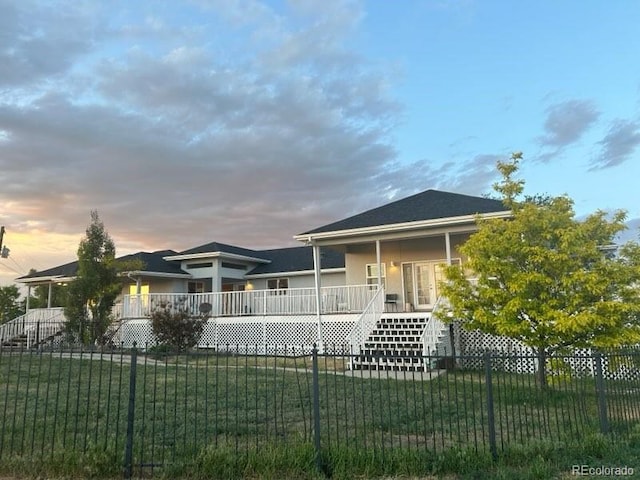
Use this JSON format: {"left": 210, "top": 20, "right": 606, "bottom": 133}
{"left": 151, "top": 278, "right": 191, "bottom": 293}
{"left": 119, "top": 278, "right": 187, "bottom": 298}
{"left": 247, "top": 271, "right": 345, "bottom": 290}
{"left": 344, "top": 236, "right": 468, "bottom": 287}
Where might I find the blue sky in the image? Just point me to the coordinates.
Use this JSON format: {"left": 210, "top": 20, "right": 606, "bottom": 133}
{"left": 1, "top": 0, "right": 639, "bottom": 285}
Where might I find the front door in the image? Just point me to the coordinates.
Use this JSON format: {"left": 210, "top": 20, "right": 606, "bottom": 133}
{"left": 402, "top": 261, "right": 447, "bottom": 310}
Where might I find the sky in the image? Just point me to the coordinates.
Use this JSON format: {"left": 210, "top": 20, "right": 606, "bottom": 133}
{"left": 1, "top": 0, "right": 640, "bottom": 287}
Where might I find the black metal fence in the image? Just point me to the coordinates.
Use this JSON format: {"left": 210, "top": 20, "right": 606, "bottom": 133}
{"left": 1, "top": 343, "right": 639, "bottom": 478}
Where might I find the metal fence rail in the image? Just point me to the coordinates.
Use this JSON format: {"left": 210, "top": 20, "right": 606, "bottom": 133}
{"left": 0, "top": 344, "right": 639, "bottom": 478}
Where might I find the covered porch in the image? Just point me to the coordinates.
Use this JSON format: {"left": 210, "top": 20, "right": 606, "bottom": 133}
{"left": 302, "top": 230, "right": 472, "bottom": 313}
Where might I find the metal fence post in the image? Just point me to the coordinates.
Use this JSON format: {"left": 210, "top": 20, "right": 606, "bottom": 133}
{"left": 311, "top": 344, "right": 323, "bottom": 473}
{"left": 123, "top": 343, "right": 138, "bottom": 479}
{"left": 594, "top": 352, "right": 609, "bottom": 434}
{"left": 484, "top": 352, "right": 498, "bottom": 461}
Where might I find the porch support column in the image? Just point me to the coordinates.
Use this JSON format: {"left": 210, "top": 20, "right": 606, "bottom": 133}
{"left": 136, "top": 277, "right": 142, "bottom": 295}
{"left": 211, "top": 260, "right": 222, "bottom": 293}
{"left": 312, "top": 243, "right": 323, "bottom": 351}
{"left": 445, "top": 231, "right": 452, "bottom": 265}
{"left": 47, "top": 282, "right": 53, "bottom": 308}
{"left": 375, "top": 240, "right": 382, "bottom": 288}
{"left": 26, "top": 285, "right": 31, "bottom": 312}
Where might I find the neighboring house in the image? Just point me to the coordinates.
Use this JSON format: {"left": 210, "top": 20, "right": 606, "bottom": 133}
{"left": 17, "top": 245, "right": 346, "bottom": 306}
{"left": 8, "top": 189, "right": 509, "bottom": 369}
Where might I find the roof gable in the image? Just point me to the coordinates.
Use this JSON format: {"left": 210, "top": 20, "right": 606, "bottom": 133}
{"left": 300, "top": 189, "right": 506, "bottom": 235}
{"left": 174, "top": 241, "right": 262, "bottom": 258}
{"left": 118, "top": 250, "right": 187, "bottom": 276}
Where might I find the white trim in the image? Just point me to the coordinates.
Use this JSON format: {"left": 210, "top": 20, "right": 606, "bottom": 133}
{"left": 19, "top": 270, "right": 193, "bottom": 285}
{"left": 375, "top": 240, "right": 381, "bottom": 287}
{"left": 163, "top": 251, "right": 271, "bottom": 263}
{"left": 244, "top": 267, "right": 345, "bottom": 279}
{"left": 445, "top": 232, "right": 452, "bottom": 265}
{"left": 312, "top": 244, "right": 323, "bottom": 348}
{"left": 18, "top": 275, "right": 75, "bottom": 285}
{"left": 294, "top": 211, "right": 512, "bottom": 242}
{"left": 123, "top": 271, "right": 193, "bottom": 279}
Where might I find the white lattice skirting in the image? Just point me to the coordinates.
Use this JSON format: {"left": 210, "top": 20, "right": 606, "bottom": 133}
{"left": 118, "top": 314, "right": 358, "bottom": 354}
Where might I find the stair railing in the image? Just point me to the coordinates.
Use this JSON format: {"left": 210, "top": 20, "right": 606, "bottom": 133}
{"left": 346, "top": 286, "right": 384, "bottom": 356}
{"left": 25, "top": 309, "right": 66, "bottom": 348}
{"left": 1, "top": 308, "right": 65, "bottom": 346}
{"left": 420, "top": 295, "right": 450, "bottom": 360}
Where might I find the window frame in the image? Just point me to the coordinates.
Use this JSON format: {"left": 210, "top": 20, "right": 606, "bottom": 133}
{"left": 365, "top": 263, "right": 386, "bottom": 287}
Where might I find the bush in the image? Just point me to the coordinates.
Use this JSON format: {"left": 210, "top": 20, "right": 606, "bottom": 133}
{"left": 150, "top": 300, "right": 207, "bottom": 352}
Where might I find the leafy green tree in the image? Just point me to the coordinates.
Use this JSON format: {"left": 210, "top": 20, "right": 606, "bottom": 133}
{"left": 64, "top": 211, "right": 121, "bottom": 344}
{"left": 440, "top": 153, "right": 640, "bottom": 387}
{"left": 0, "top": 285, "right": 24, "bottom": 324}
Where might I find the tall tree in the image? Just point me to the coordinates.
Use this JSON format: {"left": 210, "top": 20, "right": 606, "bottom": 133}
{"left": 64, "top": 211, "right": 121, "bottom": 344}
{"left": 0, "top": 285, "right": 24, "bottom": 324}
{"left": 440, "top": 153, "right": 640, "bottom": 387}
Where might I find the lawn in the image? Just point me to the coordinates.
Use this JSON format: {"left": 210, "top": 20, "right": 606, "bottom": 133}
{"left": 0, "top": 347, "right": 638, "bottom": 479}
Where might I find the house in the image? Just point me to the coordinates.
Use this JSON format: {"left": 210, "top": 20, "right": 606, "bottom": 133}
{"left": 9, "top": 189, "right": 509, "bottom": 369}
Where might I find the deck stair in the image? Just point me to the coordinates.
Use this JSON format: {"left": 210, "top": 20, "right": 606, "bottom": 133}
{"left": 0, "top": 308, "right": 66, "bottom": 350}
{"left": 351, "top": 313, "right": 448, "bottom": 372}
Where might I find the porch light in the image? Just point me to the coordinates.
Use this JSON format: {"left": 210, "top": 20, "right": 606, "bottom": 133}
{"left": 390, "top": 261, "right": 397, "bottom": 268}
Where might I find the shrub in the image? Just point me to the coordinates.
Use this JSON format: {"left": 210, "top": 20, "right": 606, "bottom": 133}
{"left": 150, "top": 300, "right": 207, "bottom": 352}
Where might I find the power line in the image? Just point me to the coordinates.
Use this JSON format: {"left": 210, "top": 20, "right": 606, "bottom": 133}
{"left": 9, "top": 257, "right": 26, "bottom": 275}
{"left": 0, "top": 261, "right": 25, "bottom": 276}
{"left": 8, "top": 256, "right": 27, "bottom": 276}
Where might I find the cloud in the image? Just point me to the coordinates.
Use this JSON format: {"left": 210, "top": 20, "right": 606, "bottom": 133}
{"left": 0, "top": 0, "right": 404, "bottom": 280}
{"left": 537, "top": 99, "right": 600, "bottom": 161}
{"left": 619, "top": 217, "right": 640, "bottom": 243}
{"left": 377, "top": 153, "right": 502, "bottom": 205}
{"left": 0, "top": 1, "right": 102, "bottom": 89}
{"left": 591, "top": 119, "right": 640, "bottom": 170}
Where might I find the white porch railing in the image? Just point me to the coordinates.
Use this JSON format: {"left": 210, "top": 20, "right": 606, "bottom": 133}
{"left": 121, "top": 285, "right": 376, "bottom": 319}
{"left": 346, "top": 286, "right": 384, "bottom": 356}
{"left": 0, "top": 308, "right": 66, "bottom": 347}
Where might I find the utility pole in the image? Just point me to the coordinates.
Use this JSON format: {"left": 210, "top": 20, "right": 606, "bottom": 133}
{"left": 0, "top": 226, "right": 8, "bottom": 258}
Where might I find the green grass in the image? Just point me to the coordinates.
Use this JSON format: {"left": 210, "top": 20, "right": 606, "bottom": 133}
{"left": 0, "top": 349, "right": 638, "bottom": 479}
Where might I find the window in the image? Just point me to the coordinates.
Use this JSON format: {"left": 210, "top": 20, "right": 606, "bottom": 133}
{"left": 186, "top": 262, "right": 213, "bottom": 269}
{"left": 188, "top": 281, "right": 205, "bottom": 294}
{"left": 267, "top": 278, "right": 289, "bottom": 294}
{"left": 366, "top": 263, "right": 386, "bottom": 287}
{"left": 128, "top": 284, "right": 149, "bottom": 295}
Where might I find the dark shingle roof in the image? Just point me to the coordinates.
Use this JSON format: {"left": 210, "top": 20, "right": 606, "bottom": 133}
{"left": 17, "top": 250, "right": 186, "bottom": 281}
{"left": 17, "top": 260, "right": 79, "bottom": 281}
{"left": 301, "top": 189, "right": 507, "bottom": 235}
{"left": 117, "top": 250, "right": 187, "bottom": 275}
{"left": 173, "top": 242, "right": 261, "bottom": 258}
{"left": 247, "top": 247, "right": 344, "bottom": 275}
